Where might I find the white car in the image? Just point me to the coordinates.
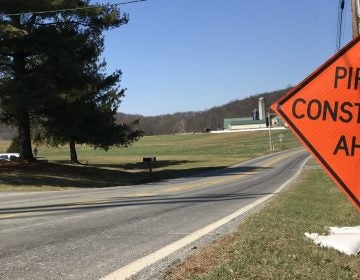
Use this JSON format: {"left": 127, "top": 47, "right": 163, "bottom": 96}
{"left": 0, "top": 153, "right": 20, "bottom": 161}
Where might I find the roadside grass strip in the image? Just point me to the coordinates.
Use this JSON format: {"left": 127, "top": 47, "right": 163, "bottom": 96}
{"left": 165, "top": 167, "right": 360, "bottom": 280}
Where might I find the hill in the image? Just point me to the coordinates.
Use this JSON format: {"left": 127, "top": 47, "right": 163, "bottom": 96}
{"left": 116, "top": 88, "right": 290, "bottom": 135}
{"left": 0, "top": 88, "right": 290, "bottom": 140}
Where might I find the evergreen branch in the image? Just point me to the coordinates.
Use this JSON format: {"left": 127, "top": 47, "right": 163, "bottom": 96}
{"left": 34, "top": 20, "right": 89, "bottom": 27}
{"left": 0, "top": 0, "right": 147, "bottom": 17}
{"left": 0, "top": 62, "right": 12, "bottom": 67}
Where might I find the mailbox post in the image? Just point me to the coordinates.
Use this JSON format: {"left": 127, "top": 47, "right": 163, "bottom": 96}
{"left": 143, "top": 157, "right": 156, "bottom": 175}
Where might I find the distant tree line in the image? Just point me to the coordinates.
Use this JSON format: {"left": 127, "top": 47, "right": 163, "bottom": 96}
{"left": 1, "top": 88, "right": 289, "bottom": 139}
{"left": 116, "top": 88, "right": 289, "bottom": 135}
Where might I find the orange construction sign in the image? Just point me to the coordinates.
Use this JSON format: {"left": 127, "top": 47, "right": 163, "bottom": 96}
{"left": 272, "top": 36, "right": 360, "bottom": 211}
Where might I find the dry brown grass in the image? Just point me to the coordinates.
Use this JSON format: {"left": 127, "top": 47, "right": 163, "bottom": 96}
{"left": 163, "top": 236, "right": 233, "bottom": 280}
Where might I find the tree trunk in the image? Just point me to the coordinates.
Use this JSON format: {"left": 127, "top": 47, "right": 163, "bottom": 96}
{"left": 12, "top": 16, "right": 34, "bottom": 161}
{"left": 18, "top": 109, "right": 34, "bottom": 160}
{"left": 70, "top": 139, "right": 79, "bottom": 163}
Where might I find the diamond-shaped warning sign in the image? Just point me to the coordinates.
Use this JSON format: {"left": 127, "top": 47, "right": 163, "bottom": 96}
{"left": 272, "top": 36, "right": 360, "bottom": 211}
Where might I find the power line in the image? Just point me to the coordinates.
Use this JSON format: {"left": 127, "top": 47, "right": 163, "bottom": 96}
{"left": 0, "top": 0, "right": 147, "bottom": 17}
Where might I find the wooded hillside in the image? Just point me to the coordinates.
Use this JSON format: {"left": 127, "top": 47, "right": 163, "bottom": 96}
{"left": 0, "top": 88, "right": 290, "bottom": 139}
{"left": 116, "top": 88, "right": 290, "bottom": 135}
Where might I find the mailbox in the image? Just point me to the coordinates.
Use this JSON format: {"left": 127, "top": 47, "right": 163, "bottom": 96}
{"left": 143, "top": 157, "right": 156, "bottom": 175}
{"left": 143, "top": 157, "right": 156, "bottom": 163}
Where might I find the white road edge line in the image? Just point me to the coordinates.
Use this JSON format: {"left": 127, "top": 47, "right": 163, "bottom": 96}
{"left": 100, "top": 154, "right": 311, "bottom": 280}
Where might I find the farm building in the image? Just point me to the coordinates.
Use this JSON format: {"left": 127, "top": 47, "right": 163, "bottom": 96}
{"left": 224, "top": 117, "right": 267, "bottom": 130}
{"left": 223, "top": 97, "right": 285, "bottom": 131}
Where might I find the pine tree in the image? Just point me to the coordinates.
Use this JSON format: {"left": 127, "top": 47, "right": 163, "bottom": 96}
{"left": 0, "top": 1, "right": 132, "bottom": 160}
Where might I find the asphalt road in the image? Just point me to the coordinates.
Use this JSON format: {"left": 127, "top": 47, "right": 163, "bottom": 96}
{"left": 0, "top": 148, "right": 309, "bottom": 280}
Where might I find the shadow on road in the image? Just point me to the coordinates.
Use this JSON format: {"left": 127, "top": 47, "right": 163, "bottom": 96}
{"left": 0, "top": 192, "right": 276, "bottom": 218}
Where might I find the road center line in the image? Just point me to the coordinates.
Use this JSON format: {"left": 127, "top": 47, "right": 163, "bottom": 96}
{"left": 0, "top": 212, "right": 32, "bottom": 219}
{"left": 0, "top": 151, "right": 303, "bottom": 220}
{"left": 100, "top": 154, "right": 310, "bottom": 280}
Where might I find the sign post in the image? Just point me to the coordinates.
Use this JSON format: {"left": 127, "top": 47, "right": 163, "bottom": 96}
{"left": 272, "top": 36, "right": 360, "bottom": 211}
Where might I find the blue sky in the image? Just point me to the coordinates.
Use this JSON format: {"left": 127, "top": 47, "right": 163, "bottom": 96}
{"left": 98, "top": 0, "right": 352, "bottom": 116}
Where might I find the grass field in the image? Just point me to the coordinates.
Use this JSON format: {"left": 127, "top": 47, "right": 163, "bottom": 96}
{"left": 164, "top": 164, "right": 360, "bottom": 280}
{"left": 0, "top": 130, "right": 300, "bottom": 191}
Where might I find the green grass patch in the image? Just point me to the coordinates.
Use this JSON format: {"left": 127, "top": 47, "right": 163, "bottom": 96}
{"left": 0, "top": 130, "right": 300, "bottom": 191}
{"left": 166, "top": 166, "right": 359, "bottom": 280}
{"left": 0, "top": 140, "right": 10, "bottom": 153}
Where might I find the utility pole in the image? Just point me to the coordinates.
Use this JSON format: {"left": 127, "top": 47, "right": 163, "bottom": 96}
{"left": 351, "top": 0, "right": 360, "bottom": 38}
{"left": 268, "top": 112, "right": 273, "bottom": 152}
